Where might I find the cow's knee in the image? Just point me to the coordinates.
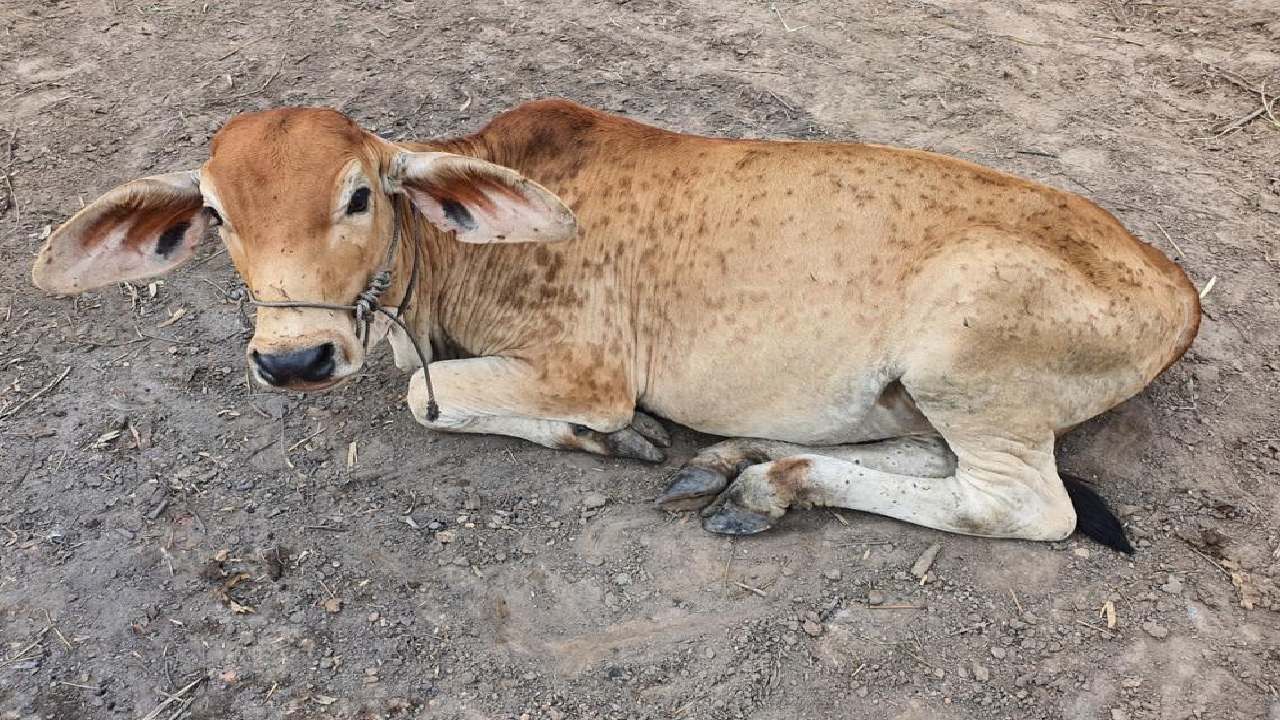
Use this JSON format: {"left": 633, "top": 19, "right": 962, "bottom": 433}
{"left": 407, "top": 370, "right": 465, "bottom": 430}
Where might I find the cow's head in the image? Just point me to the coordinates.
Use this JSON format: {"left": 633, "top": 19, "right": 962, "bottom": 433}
{"left": 32, "top": 108, "right": 576, "bottom": 391}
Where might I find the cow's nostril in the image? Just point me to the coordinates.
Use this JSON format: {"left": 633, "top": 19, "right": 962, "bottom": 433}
{"left": 253, "top": 343, "right": 337, "bottom": 385}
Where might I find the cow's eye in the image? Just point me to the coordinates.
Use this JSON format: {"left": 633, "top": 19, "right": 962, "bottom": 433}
{"left": 205, "top": 207, "right": 222, "bottom": 226}
{"left": 346, "top": 187, "right": 371, "bottom": 215}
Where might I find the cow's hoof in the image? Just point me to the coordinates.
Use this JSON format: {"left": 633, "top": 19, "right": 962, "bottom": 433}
{"left": 630, "top": 411, "right": 671, "bottom": 448}
{"left": 701, "top": 497, "right": 774, "bottom": 535}
{"left": 655, "top": 466, "right": 728, "bottom": 512}
{"left": 603, "top": 427, "right": 667, "bottom": 463}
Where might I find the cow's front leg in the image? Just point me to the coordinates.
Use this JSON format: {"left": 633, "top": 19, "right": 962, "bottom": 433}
{"left": 405, "top": 356, "right": 667, "bottom": 462}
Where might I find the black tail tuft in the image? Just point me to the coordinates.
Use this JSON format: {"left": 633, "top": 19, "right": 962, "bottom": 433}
{"left": 1062, "top": 474, "right": 1134, "bottom": 555}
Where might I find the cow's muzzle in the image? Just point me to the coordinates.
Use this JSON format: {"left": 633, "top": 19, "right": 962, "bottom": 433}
{"left": 252, "top": 343, "right": 337, "bottom": 387}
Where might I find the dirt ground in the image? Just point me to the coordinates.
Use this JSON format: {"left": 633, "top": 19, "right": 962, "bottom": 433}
{"left": 2, "top": 0, "right": 1278, "bottom": 718}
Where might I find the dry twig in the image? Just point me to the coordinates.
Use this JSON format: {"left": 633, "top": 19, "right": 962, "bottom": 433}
{"left": 2, "top": 127, "right": 17, "bottom": 223}
{"left": 0, "top": 627, "right": 49, "bottom": 669}
{"left": 0, "top": 366, "right": 71, "bottom": 420}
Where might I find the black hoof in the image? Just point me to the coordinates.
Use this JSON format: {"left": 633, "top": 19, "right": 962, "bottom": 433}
{"left": 631, "top": 411, "right": 671, "bottom": 448}
{"left": 701, "top": 500, "right": 774, "bottom": 535}
{"left": 598, "top": 427, "right": 666, "bottom": 463}
{"left": 655, "top": 466, "right": 728, "bottom": 511}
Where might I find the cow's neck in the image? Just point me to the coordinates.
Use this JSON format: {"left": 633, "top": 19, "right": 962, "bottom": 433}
{"left": 393, "top": 127, "right": 580, "bottom": 364}
{"left": 383, "top": 191, "right": 461, "bottom": 364}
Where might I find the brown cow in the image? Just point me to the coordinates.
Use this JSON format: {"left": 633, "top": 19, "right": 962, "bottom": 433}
{"left": 32, "top": 100, "right": 1200, "bottom": 551}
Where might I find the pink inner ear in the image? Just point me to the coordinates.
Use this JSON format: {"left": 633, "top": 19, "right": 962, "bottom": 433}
{"left": 35, "top": 201, "right": 208, "bottom": 294}
{"left": 33, "top": 170, "right": 207, "bottom": 294}
{"left": 403, "top": 174, "right": 573, "bottom": 244}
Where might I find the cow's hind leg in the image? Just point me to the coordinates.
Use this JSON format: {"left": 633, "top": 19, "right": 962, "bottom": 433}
{"left": 699, "top": 432, "right": 1077, "bottom": 541}
{"left": 699, "top": 431, "right": 1132, "bottom": 552}
{"left": 655, "top": 436, "right": 955, "bottom": 512}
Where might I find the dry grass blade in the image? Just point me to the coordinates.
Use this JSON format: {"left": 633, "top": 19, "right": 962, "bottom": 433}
{"left": 227, "top": 61, "right": 283, "bottom": 99}
{"left": 769, "top": 2, "right": 808, "bottom": 32}
{"left": 1155, "top": 222, "right": 1187, "bottom": 257}
{"left": 1198, "top": 275, "right": 1217, "bottom": 300}
{"left": 1076, "top": 619, "right": 1116, "bottom": 636}
{"left": 1260, "top": 81, "right": 1280, "bottom": 130}
{"left": 0, "top": 627, "right": 50, "bottom": 669}
{"left": 137, "top": 676, "right": 204, "bottom": 720}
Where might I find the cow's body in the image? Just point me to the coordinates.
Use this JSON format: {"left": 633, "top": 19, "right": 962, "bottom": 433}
{"left": 415, "top": 102, "right": 1196, "bottom": 446}
{"left": 33, "top": 100, "right": 1200, "bottom": 548}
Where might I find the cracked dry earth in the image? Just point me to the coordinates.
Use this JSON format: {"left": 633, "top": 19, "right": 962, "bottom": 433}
{"left": 1, "top": 1, "right": 1278, "bottom": 719}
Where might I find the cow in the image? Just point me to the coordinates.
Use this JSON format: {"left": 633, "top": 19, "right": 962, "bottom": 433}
{"left": 32, "top": 99, "right": 1200, "bottom": 552}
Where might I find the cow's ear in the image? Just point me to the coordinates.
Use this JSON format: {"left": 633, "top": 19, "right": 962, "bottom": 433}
{"left": 32, "top": 171, "right": 210, "bottom": 294}
{"left": 386, "top": 151, "right": 576, "bottom": 244}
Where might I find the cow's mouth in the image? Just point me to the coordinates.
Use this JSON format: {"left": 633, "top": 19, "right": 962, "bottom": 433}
{"left": 268, "top": 375, "right": 349, "bottom": 393}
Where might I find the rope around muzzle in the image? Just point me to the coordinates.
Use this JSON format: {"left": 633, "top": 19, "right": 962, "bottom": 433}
{"left": 226, "top": 219, "right": 440, "bottom": 422}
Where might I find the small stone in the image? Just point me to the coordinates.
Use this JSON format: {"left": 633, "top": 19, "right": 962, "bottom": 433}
{"left": 802, "top": 620, "right": 823, "bottom": 637}
{"left": 434, "top": 530, "right": 456, "bottom": 544}
{"left": 613, "top": 572, "right": 632, "bottom": 586}
{"left": 1161, "top": 577, "right": 1183, "bottom": 594}
{"left": 583, "top": 492, "right": 608, "bottom": 509}
{"left": 1072, "top": 548, "right": 1091, "bottom": 558}
{"left": 1142, "top": 621, "right": 1168, "bottom": 639}
{"left": 323, "top": 598, "right": 342, "bottom": 613}
{"left": 972, "top": 663, "right": 989, "bottom": 682}
{"left": 703, "top": 648, "right": 715, "bottom": 659}
{"left": 823, "top": 568, "right": 842, "bottom": 581}
{"left": 990, "top": 646, "right": 1007, "bottom": 660}
{"left": 867, "top": 590, "right": 885, "bottom": 606}
{"left": 367, "top": 612, "right": 380, "bottom": 623}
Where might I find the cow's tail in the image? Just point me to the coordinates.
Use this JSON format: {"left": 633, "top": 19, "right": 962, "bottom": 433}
{"left": 1062, "top": 474, "right": 1134, "bottom": 554}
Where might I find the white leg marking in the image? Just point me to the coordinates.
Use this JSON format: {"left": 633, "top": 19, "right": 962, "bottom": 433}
{"left": 704, "top": 436, "right": 1075, "bottom": 541}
